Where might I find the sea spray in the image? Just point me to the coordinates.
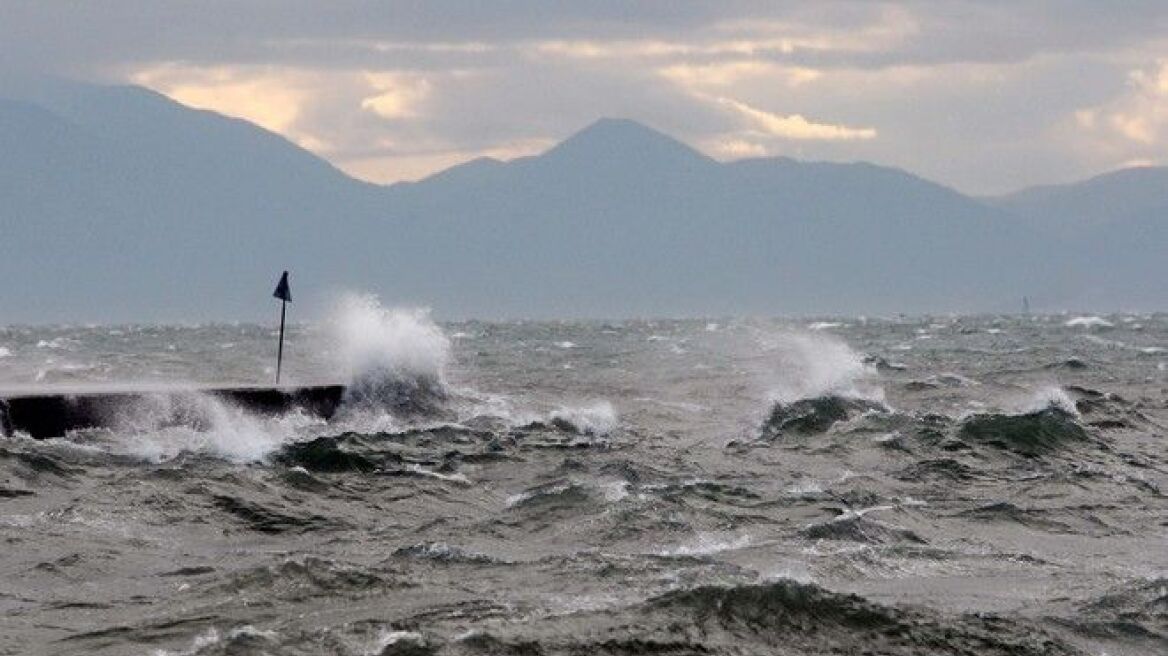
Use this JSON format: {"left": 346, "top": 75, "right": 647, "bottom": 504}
{"left": 1021, "top": 385, "right": 1080, "bottom": 417}
{"left": 109, "top": 392, "right": 321, "bottom": 463}
{"left": 755, "top": 331, "right": 886, "bottom": 439}
{"left": 549, "top": 401, "right": 618, "bottom": 436}
{"left": 761, "top": 331, "right": 884, "bottom": 404}
{"left": 329, "top": 293, "right": 451, "bottom": 417}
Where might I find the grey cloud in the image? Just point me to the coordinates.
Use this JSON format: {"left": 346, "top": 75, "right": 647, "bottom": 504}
{"left": 3, "top": 1, "right": 1168, "bottom": 193}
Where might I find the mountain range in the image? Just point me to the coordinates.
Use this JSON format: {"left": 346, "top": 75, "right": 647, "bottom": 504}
{"left": 1, "top": 78, "right": 1164, "bottom": 322}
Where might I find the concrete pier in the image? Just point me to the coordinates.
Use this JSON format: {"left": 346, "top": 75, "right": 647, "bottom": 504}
{"left": 0, "top": 385, "right": 345, "bottom": 439}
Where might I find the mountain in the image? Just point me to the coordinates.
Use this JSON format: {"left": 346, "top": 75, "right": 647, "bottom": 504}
{"left": 986, "top": 167, "right": 1168, "bottom": 309}
{"left": 990, "top": 166, "right": 1168, "bottom": 231}
{"left": 0, "top": 79, "right": 1162, "bottom": 322}
{"left": 0, "top": 79, "right": 385, "bottom": 320}
{"left": 377, "top": 120, "right": 1034, "bottom": 318}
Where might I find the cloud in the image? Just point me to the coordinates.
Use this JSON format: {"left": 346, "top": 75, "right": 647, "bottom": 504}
{"left": 1067, "top": 59, "right": 1168, "bottom": 168}
{"left": 361, "top": 72, "right": 432, "bottom": 120}
{"left": 6, "top": 2, "right": 1168, "bottom": 192}
{"left": 704, "top": 137, "right": 770, "bottom": 159}
{"left": 132, "top": 63, "right": 311, "bottom": 135}
{"left": 343, "top": 137, "right": 555, "bottom": 183}
{"left": 715, "top": 97, "right": 876, "bottom": 141}
{"left": 659, "top": 61, "right": 821, "bottom": 88}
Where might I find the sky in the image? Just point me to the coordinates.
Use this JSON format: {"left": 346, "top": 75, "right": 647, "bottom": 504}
{"left": 3, "top": 1, "right": 1168, "bottom": 195}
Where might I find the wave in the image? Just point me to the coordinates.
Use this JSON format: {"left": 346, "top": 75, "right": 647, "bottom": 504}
{"left": 505, "top": 480, "right": 592, "bottom": 510}
{"left": 215, "top": 556, "right": 403, "bottom": 600}
{"left": 1065, "top": 577, "right": 1168, "bottom": 643}
{"left": 631, "top": 580, "right": 1077, "bottom": 655}
{"left": 1065, "top": 316, "right": 1114, "bottom": 328}
{"left": 150, "top": 625, "right": 279, "bottom": 656}
{"left": 799, "top": 513, "right": 926, "bottom": 545}
{"left": 272, "top": 435, "right": 380, "bottom": 473}
{"left": 210, "top": 494, "right": 334, "bottom": 534}
{"left": 392, "top": 542, "right": 502, "bottom": 565}
{"left": 761, "top": 395, "right": 888, "bottom": 439}
{"left": 102, "top": 391, "right": 323, "bottom": 464}
{"left": 762, "top": 332, "right": 884, "bottom": 405}
{"left": 958, "top": 406, "right": 1089, "bottom": 456}
{"left": 548, "top": 401, "right": 617, "bottom": 436}
{"left": 330, "top": 293, "right": 452, "bottom": 418}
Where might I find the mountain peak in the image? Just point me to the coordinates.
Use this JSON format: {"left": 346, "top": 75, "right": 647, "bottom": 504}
{"left": 542, "top": 117, "right": 713, "bottom": 169}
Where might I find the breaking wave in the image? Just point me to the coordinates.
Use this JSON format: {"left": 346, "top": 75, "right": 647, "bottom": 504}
{"left": 958, "top": 406, "right": 1089, "bottom": 456}
{"left": 548, "top": 401, "right": 618, "bottom": 436}
{"left": 330, "top": 293, "right": 451, "bottom": 418}
{"left": 105, "top": 392, "right": 322, "bottom": 464}
{"left": 752, "top": 332, "right": 888, "bottom": 440}
{"left": 762, "top": 331, "right": 883, "bottom": 405}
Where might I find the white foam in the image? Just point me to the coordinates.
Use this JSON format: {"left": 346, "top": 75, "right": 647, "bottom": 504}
{"left": 331, "top": 293, "right": 449, "bottom": 386}
{"left": 555, "top": 340, "right": 577, "bottom": 349}
{"left": 808, "top": 321, "right": 842, "bottom": 331}
{"left": 404, "top": 463, "right": 471, "bottom": 486}
{"left": 762, "top": 332, "right": 884, "bottom": 404}
{"left": 108, "top": 392, "right": 321, "bottom": 464}
{"left": 1021, "top": 386, "right": 1080, "bottom": 418}
{"left": 150, "top": 625, "right": 275, "bottom": 656}
{"left": 549, "top": 401, "right": 618, "bottom": 436}
{"left": 658, "top": 532, "right": 751, "bottom": 557}
{"left": 328, "top": 293, "right": 451, "bottom": 417}
{"left": 1065, "top": 316, "right": 1113, "bottom": 328}
{"left": 0, "top": 347, "right": 10, "bottom": 358}
{"left": 599, "top": 480, "right": 630, "bottom": 502}
{"left": 786, "top": 480, "right": 824, "bottom": 496}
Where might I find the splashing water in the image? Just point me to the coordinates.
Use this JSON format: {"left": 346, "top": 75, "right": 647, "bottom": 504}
{"left": 329, "top": 293, "right": 452, "bottom": 416}
{"left": 108, "top": 392, "right": 322, "bottom": 463}
{"left": 1021, "top": 385, "right": 1080, "bottom": 417}
{"left": 549, "top": 401, "right": 618, "bottom": 436}
{"left": 762, "top": 332, "right": 883, "bottom": 404}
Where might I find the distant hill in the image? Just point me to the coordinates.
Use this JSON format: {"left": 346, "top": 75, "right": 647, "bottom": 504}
{"left": 990, "top": 166, "right": 1168, "bottom": 231}
{"left": 986, "top": 166, "right": 1168, "bottom": 309}
{"left": 0, "top": 80, "right": 1163, "bottom": 322}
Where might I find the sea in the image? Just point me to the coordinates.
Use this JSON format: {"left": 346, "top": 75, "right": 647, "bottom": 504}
{"left": 1, "top": 296, "right": 1165, "bottom": 655}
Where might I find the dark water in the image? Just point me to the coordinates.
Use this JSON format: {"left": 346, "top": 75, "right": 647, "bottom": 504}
{"left": 1, "top": 309, "right": 1166, "bottom": 655}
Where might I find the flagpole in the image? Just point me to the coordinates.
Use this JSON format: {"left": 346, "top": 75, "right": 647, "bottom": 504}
{"left": 272, "top": 271, "right": 291, "bottom": 385}
{"left": 276, "top": 299, "right": 286, "bottom": 385}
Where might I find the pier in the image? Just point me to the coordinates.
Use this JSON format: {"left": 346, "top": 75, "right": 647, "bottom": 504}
{"left": 0, "top": 385, "right": 346, "bottom": 439}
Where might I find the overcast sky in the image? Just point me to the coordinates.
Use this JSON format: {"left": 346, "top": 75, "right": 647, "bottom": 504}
{"left": 4, "top": 1, "right": 1167, "bottom": 194}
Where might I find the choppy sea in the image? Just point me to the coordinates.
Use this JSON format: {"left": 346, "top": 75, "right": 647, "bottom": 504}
{"left": 1, "top": 298, "right": 1165, "bottom": 655}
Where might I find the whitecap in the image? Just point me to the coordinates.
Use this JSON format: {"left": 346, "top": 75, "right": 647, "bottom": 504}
{"left": 1065, "top": 316, "right": 1113, "bottom": 328}
{"left": 549, "top": 401, "right": 618, "bottom": 436}
{"left": 763, "top": 332, "right": 884, "bottom": 404}
{"left": 404, "top": 464, "right": 471, "bottom": 485}
{"left": 1021, "top": 385, "right": 1080, "bottom": 418}
{"left": 658, "top": 532, "right": 751, "bottom": 557}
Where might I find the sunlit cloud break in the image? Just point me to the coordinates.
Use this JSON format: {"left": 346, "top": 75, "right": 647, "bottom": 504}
{"left": 716, "top": 97, "right": 876, "bottom": 141}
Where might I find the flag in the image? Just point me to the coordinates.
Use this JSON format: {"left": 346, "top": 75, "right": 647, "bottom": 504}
{"left": 273, "top": 271, "right": 291, "bottom": 302}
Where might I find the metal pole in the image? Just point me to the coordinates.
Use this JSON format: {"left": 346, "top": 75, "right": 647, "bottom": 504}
{"left": 276, "top": 300, "right": 287, "bottom": 385}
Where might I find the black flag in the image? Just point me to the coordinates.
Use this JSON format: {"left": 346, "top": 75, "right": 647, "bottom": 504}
{"left": 273, "top": 271, "right": 291, "bottom": 384}
{"left": 273, "top": 271, "right": 291, "bottom": 302}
